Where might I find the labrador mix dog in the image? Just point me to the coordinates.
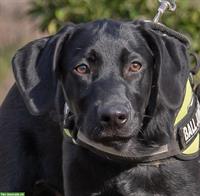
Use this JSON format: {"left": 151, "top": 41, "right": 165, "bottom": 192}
{"left": 1, "top": 19, "right": 200, "bottom": 196}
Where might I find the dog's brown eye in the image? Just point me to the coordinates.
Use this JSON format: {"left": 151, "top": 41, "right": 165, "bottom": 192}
{"left": 128, "top": 62, "right": 142, "bottom": 73}
{"left": 74, "top": 64, "right": 90, "bottom": 75}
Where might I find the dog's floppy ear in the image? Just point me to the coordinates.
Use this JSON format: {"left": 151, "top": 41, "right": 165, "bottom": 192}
{"left": 140, "top": 21, "right": 190, "bottom": 110}
{"left": 133, "top": 21, "right": 190, "bottom": 145}
{"left": 12, "top": 24, "right": 75, "bottom": 115}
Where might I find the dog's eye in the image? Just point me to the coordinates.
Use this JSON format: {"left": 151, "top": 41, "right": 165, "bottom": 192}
{"left": 74, "top": 64, "right": 90, "bottom": 75}
{"left": 128, "top": 62, "right": 142, "bottom": 73}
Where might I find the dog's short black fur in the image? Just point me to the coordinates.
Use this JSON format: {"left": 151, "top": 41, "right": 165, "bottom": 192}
{"left": 1, "top": 19, "right": 200, "bottom": 196}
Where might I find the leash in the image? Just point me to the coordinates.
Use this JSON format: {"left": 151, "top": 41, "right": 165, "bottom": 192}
{"left": 153, "top": 0, "right": 176, "bottom": 23}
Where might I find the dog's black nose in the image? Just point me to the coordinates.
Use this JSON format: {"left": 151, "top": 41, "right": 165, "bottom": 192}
{"left": 99, "top": 105, "right": 129, "bottom": 127}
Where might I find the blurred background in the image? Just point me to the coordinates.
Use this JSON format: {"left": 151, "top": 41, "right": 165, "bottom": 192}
{"left": 0, "top": 0, "right": 200, "bottom": 104}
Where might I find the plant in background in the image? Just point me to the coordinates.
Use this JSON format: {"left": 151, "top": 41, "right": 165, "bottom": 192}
{"left": 29, "top": 0, "right": 200, "bottom": 53}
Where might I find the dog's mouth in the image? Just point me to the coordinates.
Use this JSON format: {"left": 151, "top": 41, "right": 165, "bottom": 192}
{"left": 76, "top": 131, "right": 131, "bottom": 156}
{"left": 75, "top": 126, "right": 134, "bottom": 153}
{"left": 80, "top": 124, "right": 136, "bottom": 148}
{"left": 92, "top": 135, "right": 133, "bottom": 147}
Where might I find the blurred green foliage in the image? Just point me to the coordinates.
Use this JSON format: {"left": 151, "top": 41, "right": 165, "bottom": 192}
{"left": 29, "top": 0, "right": 200, "bottom": 53}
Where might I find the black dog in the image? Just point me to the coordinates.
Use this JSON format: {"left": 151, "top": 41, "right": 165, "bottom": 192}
{"left": 1, "top": 19, "right": 200, "bottom": 196}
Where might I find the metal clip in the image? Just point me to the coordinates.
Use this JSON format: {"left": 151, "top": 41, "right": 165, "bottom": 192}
{"left": 153, "top": 0, "right": 176, "bottom": 23}
{"left": 72, "top": 138, "right": 78, "bottom": 145}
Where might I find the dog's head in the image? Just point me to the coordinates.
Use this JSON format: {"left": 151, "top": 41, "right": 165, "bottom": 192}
{"left": 12, "top": 20, "right": 190, "bottom": 156}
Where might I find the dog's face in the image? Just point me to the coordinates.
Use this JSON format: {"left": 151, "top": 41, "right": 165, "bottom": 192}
{"left": 12, "top": 20, "right": 190, "bottom": 155}
{"left": 60, "top": 21, "right": 153, "bottom": 149}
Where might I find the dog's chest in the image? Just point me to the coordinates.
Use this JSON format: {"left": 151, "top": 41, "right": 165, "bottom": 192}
{"left": 89, "top": 166, "right": 168, "bottom": 196}
{"left": 114, "top": 166, "right": 166, "bottom": 196}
